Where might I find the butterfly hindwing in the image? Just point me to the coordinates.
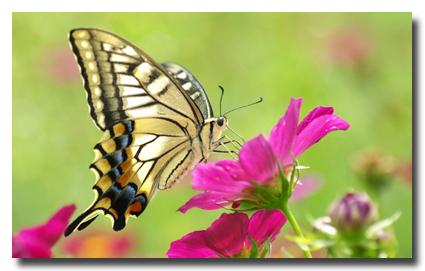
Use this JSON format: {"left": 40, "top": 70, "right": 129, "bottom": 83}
{"left": 65, "top": 117, "right": 196, "bottom": 235}
{"left": 69, "top": 28, "right": 204, "bottom": 130}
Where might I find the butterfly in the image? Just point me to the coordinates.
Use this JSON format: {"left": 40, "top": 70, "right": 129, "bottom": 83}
{"left": 64, "top": 28, "right": 230, "bottom": 236}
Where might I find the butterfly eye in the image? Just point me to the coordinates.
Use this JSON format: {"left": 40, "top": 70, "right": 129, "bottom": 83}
{"left": 217, "top": 117, "right": 225, "bottom": 127}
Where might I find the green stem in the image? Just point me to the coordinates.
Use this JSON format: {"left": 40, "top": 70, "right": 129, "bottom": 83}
{"left": 277, "top": 163, "right": 312, "bottom": 258}
{"left": 281, "top": 204, "right": 312, "bottom": 258}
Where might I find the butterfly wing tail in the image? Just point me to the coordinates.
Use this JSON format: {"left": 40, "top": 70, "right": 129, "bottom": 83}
{"left": 64, "top": 205, "right": 100, "bottom": 237}
{"left": 64, "top": 180, "right": 148, "bottom": 236}
{"left": 64, "top": 190, "right": 149, "bottom": 237}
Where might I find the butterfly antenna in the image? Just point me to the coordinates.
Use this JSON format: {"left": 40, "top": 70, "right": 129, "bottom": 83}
{"left": 218, "top": 85, "right": 225, "bottom": 116}
{"left": 223, "top": 97, "right": 263, "bottom": 116}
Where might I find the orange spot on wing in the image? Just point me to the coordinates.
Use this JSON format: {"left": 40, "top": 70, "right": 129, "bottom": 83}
{"left": 120, "top": 158, "right": 135, "bottom": 172}
{"left": 113, "top": 123, "right": 126, "bottom": 136}
{"left": 129, "top": 201, "right": 142, "bottom": 214}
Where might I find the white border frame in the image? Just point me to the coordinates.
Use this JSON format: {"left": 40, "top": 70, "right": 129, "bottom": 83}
{"left": 1, "top": 1, "right": 421, "bottom": 270}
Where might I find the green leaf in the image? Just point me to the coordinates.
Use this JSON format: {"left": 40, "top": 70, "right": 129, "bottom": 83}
{"left": 286, "top": 234, "right": 336, "bottom": 251}
{"left": 277, "top": 163, "right": 290, "bottom": 200}
{"left": 247, "top": 234, "right": 259, "bottom": 258}
{"left": 260, "top": 239, "right": 271, "bottom": 258}
{"left": 285, "top": 235, "right": 311, "bottom": 252}
{"left": 295, "top": 165, "right": 310, "bottom": 170}
{"left": 366, "top": 212, "right": 401, "bottom": 238}
{"left": 312, "top": 216, "right": 337, "bottom": 236}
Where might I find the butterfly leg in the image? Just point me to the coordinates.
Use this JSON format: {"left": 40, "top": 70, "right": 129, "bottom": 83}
{"left": 217, "top": 140, "right": 238, "bottom": 159}
{"left": 223, "top": 134, "right": 242, "bottom": 151}
{"left": 227, "top": 126, "right": 246, "bottom": 144}
{"left": 213, "top": 136, "right": 239, "bottom": 155}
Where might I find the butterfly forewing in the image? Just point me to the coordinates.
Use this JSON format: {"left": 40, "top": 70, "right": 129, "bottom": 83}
{"left": 69, "top": 28, "right": 204, "bottom": 130}
{"left": 162, "top": 63, "right": 213, "bottom": 120}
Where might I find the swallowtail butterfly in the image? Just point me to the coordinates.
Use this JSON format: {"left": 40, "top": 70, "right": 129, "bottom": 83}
{"left": 64, "top": 28, "right": 229, "bottom": 236}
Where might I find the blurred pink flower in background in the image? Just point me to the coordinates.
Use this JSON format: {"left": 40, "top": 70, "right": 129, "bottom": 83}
{"left": 12, "top": 204, "right": 76, "bottom": 258}
{"left": 325, "top": 26, "right": 373, "bottom": 67}
{"left": 44, "top": 46, "right": 80, "bottom": 84}
{"left": 167, "top": 209, "right": 286, "bottom": 258}
{"left": 61, "top": 230, "right": 136, "bottom": 258}
{"left": 179, "top": 98, "right": 348, "bottom": 213}
{"left": 352, "top": 148, "right": 412, "bottom": 190}
{"left": 290, "top": 175, "right": 322, "bottom": 202}
{"left": 395, "top": 160, "right": 412, "bottom": 186}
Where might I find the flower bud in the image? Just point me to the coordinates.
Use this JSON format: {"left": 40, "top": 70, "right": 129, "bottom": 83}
{"left": 328, "top": 192, "right": 377, "bottom": 232}
{"left": 351, "top": 149, "right": 396, "bottom": 191}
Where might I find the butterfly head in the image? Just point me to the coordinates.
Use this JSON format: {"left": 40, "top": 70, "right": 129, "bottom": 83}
{"left": 201, "top": 116, "right": 228, "bottom": 153}
{"left": 216, "top": 116, "right": 227, "bottom": 127}
{"left": 209, "top": 86, "right": 262, "bottom": 150}
{"left": 210, "top": 116, "right": 229, "bottom": 140}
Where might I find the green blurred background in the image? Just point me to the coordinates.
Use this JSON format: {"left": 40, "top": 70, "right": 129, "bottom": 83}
{"left": 12, "top": 13, "right": 412, "bottom": 258}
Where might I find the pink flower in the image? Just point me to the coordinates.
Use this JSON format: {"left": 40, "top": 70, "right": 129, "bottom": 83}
{"left": 290, "top": 175, "right": 322, "bottom": 202}
{"left": 179, "top": 98, "right": 349, "bottom": 212}
{"left": 167, "top": 209, "right": 286, "bottom": 258}
{"left": 61, "top": 230, "right": 136, "bottom": 258}
{"left": 12, "top": 204, "right": 76, "bottom": 258}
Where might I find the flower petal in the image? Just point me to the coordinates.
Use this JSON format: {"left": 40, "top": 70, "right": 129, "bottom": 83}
{"left": 293, "top": 114, "right": 350, "bottom": 157}
{"left": 167, "top": 231, "right": 219, "bottom": 258}
{"left": 12, "top": 204, "right": 76, "bottom": 258}
{"left": 205, "top": 212, "right": 249, "bottom": 257}
{"left": 216, "top": 160, "right": 248, "bottom": 181}
{"left": 239, "top": 135, "right": 277, "bottom": 184}
{"left": 297, "top": 106, "right": 334, "bottom": 134}
{"left": 178, "top": 193, "right": 228, "bottom": 213}
{"left": 290, "top": 176, "right": 322, "bottom": 202}
{"left": 39, "top": 204, "right": 77, "bottom": 246}
{"left": 192, "top": 163, "right": 250, "bottom": 195}
{"left": 12, "top": 236, "right": 51, "bottom": 258}
{"left": 246, "top": 209, "right": 287, "bottom": 248}
{"left": 269, "top": 98, "right": 303, "bottom": 166}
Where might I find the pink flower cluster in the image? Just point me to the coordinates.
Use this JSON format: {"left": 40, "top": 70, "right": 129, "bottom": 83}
{"left": 179, "top": 98, "right": 350, "bottom": 212}
{"left": 168, "top": 98, "right": 350, "bottom": 258}
{"left": 12, "top": 98, "right": 350, "bottom": 259}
